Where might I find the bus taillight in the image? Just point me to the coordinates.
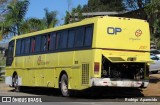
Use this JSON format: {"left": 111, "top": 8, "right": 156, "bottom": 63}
{"left": 94, "top": 62, "right": 100, "bottom": 73}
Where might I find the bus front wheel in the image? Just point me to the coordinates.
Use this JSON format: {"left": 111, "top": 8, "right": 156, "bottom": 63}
{"left": 13, "top": 75, "right": 21, "bottom": 92}
{"left": 60, "top": 74, "right": 69, "bottom": 96}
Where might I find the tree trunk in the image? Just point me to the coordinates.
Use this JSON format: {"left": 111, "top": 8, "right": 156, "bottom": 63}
{"left": 16, "top": 23, "right": 20, "bottom": 35}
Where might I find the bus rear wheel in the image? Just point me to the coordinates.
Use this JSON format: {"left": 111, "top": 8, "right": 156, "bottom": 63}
{"left": 60, "top": 74, "right": 69, "bottom": 96}
{"left": 151, "top": 71, "right": 158, "bottom": 74}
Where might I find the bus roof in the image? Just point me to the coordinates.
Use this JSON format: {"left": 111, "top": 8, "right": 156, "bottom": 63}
{"left": 10, "top": 16, "right": 99, "bottom": 41}
{"left": 10, "top": 16, "right": 147, "bottom": 41}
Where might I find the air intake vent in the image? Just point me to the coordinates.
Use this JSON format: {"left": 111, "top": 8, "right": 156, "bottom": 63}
{"left": 108, "top": 57, "right": 125, "bottom": 61}
{"left": 82, "top": 64, "right": 89, "bottom": 85}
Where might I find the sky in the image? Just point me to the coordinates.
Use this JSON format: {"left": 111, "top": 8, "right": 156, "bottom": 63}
{"left": 26, "top": 0, "right": 88, "bottom": 25}
{"left": 0, "top": 0, "right": 88, "bottom": 44}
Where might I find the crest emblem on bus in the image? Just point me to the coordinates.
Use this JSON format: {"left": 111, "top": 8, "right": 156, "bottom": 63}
{"left": 135, "top": 29, "right": 142, "bottom": 37}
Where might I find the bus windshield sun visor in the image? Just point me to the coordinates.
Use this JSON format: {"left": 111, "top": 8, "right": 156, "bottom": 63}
{"left": 102, "top": 54, "right": 153, "bottom": 63}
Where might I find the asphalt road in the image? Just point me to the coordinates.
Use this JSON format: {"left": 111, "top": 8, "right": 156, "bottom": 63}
{"left": 0, "top": 83, "right": 159, "bottom": 104}
{"left": 0, "top": 73, "right": 160, "bottom": 104}
{"left": 1, "top": 102, "right": 159, "bottom": 105}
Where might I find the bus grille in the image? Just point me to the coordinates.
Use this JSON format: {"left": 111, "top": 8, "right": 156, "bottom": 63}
{"left": 82, "top": 64, "right": 89, "bottom": 85}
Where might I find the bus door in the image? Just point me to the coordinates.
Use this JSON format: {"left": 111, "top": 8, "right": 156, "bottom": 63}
{"left": 6, "top": 40, "right": 15, "bottom": 66}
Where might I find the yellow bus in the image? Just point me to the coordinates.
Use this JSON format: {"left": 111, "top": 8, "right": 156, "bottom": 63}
{"left": 5, "top": 16, "right": 151, "bottom": 96}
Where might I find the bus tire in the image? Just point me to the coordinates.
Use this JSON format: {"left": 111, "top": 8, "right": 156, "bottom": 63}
{"left": 151, "top": 71, "right": 158, "bottom": 74}
{"left": 13, "top": 75, "right": 21, "bottom": 92}
{"left": 60, "top": 74, "right": 69, "bottom": 96}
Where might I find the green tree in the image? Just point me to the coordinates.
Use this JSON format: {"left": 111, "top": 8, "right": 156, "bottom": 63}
{"left": 76, "top": 5, "right": 84, "bottom": 20}
{"left": 144, "top": 0, "right": 160, "bottom": 48}
{"left": 20, "top": 9, "right": 58, "bottom": 34}
{"left": 44, "top": 8, "right": 58, "bottom": 28}
{"left": 64, "top": 0, "right": 126, "bottom": 24}
{"left": 85, "top": 0, "right": 125, "bottom": 12}
{"left": 64, "top": 11, "right": 71, "bottom": 24}
{"left": 0, "top": 0, "right": 59, "bottom": 37}
{"left": 64, "top": 5, "right": 84, "bottom": 24}
{"left": 3, "top": 0, "right": 29, "bottom": 35}
{"left": 0, "top": 0, "right": 11, "bottom": 39}
{"left": 125, "top": 0, "right": 151, "bottom": 10}
{"left": 20, "top": 18, "right": 45, "bottom": 34}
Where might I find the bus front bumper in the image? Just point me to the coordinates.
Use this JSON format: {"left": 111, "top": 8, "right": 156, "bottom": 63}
{"left": 5, "top": 76, "right": 22, "bottom": 87}
{"left": 90, "top": 78, "right": 149, "bottom": 88}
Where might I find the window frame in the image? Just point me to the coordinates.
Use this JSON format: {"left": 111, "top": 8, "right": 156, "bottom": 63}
{"left": 49, "top": 32, "right": 56, "bottom": 51}
{"left": 6, "top": 40, "right": 15, "bottom": 66}
{"left": 84, "top": 25, "right": 94, "bottom": 47}
{"left": 67, "top": 29, "right": 75, "bottom": 49}
{"left": 59, "top": 30, "right": 68, "bottom": 49}
{"left": 16, "top": 39, "right": 21, "bottom": 55}
{"left": 15, "top": 23, "right": 94, "bottom": 56}
{"left": 20, "top": 39, "right": 26, "bottom": 55}
{"left": 25, "top": 37, "right": 31, "bottom": 54}
{"left": 74, "top": 26, "right": 85, "bottom": 48}
{"left": 35, "top": 35, "right": 42, "bottom": 53}
{"left": 30, "top": 37, "right": 36, "bottom": 53}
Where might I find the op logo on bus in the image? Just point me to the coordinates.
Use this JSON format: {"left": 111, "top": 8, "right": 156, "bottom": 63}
{"left": 135, "top": 29, "right": 142, "bottom": 37}
{"left": 107, "top": 27, "right": 122, "bottom": 35}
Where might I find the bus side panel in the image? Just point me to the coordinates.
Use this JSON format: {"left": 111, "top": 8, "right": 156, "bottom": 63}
{"left": 72, "top": 50, "right": 94, "bottom": 90}
{"left": 23, "top": 55, "right": 35, "bottom": 86}
{"left": 53, "top": 52, "right": 74, "bottom": 89}
{"left": 53, "top": 50, "right": 95, "bottom": 90}
{"left": 70, "top": 67, "right": 80, "bottom": 89}
{"left": 44, "top": 53, "right": 58, "bottom": 87}
{"left": 15, "top": 57, "right": 24, "bottom": 68}
{"left": 17, "top": 69, "right": 27, "bottom": 86}
{"left": 28, "top": 69, "right": 35, "bottom": 86}
{"left": 43, "top": 69, "right": 55, "bottom": 87}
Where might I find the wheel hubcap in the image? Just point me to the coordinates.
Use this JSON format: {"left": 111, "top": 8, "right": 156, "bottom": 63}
{"left": 62, "top": 80, "right": 68, "bottom": 93}
{"left": 14, "top": 76, "right": 18, "bottom": 87}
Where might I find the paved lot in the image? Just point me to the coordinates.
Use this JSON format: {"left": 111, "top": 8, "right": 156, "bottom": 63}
{"left": 143, "top": 73, "right": 160, "bottom": 96}
{"left": 0, "top": 73, "right": 159, "bottom": 104}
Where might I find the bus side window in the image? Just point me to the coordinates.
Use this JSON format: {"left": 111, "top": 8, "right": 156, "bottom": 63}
{"left": 68, "top": 30, "right": 75, "bottom": 48}
{"left": 41, "top": 35, "right": 46, "bottom": 51}
{"left": 49, "top": 33, "right": 56, "bottom": 51}
{"left": 35, "top": 35, "right": 41, "bottom": 52}
{"left": 56, "top": 33, "right": 60, "bottom": 49}
{"left": 16, "top": 39, "right": 21, "bottom": 55}
{"left": 31, "top": 37, "right": 35, "bottom": 53}
{"left": 84, "top": 26, "right": 93, "bottom": 46}
{"left": 41, "top": 35, "right": 50, "bottom": 52}
{"left": 59, "top": 30, "right": 68, "bottom": 49}
{"left": 6, "top": 40, "right": 15, "bottom": 66}
{"left": 75, "top": 27, "right": 85, "bottom": 47}
{"left": 25, "top": 38, "right": 31, "bottom": 54}
{"left": 46, "top": 34, "right": 50, "bottom": 51}
{"left": 21, "top": 39, "right": 25, "bottom": 54}
{"left": 8, "top": 40, "right": 14, "bottom": 57}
